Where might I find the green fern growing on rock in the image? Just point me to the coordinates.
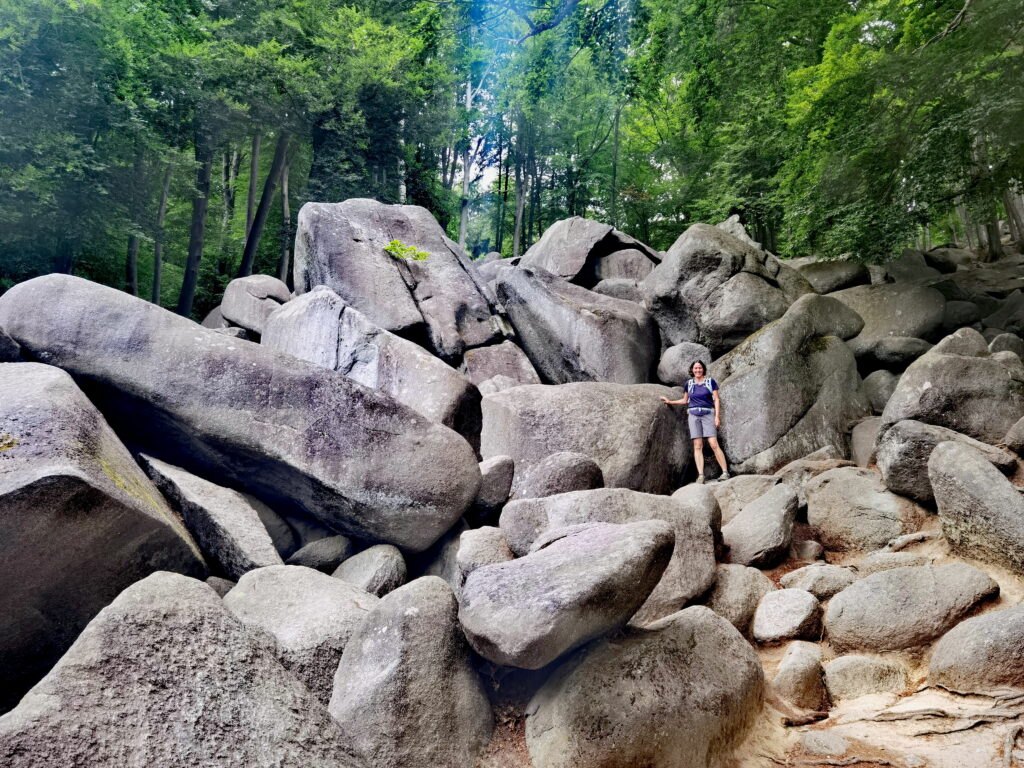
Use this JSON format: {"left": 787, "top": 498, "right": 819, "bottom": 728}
{"left": 384, "top": 240, "right": 429, "bottom": 261}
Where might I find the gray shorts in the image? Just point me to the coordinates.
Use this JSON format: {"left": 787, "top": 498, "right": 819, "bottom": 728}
{"left": 688, "top": 409, "right": 717, "bottom": 439}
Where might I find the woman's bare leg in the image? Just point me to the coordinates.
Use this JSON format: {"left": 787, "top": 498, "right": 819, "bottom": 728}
{"left": 692, "top": 438, "right": 705, "bottom": 476}
{"left": 707, "top": 437, "right": 729, "bottom": 472}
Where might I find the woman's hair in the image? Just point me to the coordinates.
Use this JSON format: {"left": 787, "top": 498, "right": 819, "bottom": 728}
{"left": 689, "top": 360, "right": 707, "bottom": 376}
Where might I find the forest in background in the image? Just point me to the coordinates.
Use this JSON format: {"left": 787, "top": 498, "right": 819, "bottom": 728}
{"left": 0, "top": 0, "right": 1021, "bottom": 319}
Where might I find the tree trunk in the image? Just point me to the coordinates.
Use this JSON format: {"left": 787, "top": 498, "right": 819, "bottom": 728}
{"left": 222, "top": 145, "right": 240, "bottom": 233}
{"left": 151, "top": 163, "right": 172, "bottom": 305}
{"left": 125, "top": 236, "right": 140, "bottom": 297}
{"left": 125, "top": 148, "right": 144, "bottom": 296}
{"left": 1004, "top": 188, "right": 1024, "bottom": 244}
{"left": 513, "top": 143, "right": 526, "bottom": 259}
{"left": 245, "top": 132, "right": 262, "bottom": 239}
{"left": 985, "top": 215, "right": 1004, "bottom": 261}
{"left": 237, "top": 132, "right": 289, "bottom": 278}
{"left": 177, "top": 128, "right": 214, "bottom": 317}
{"left": 458, "top": 80, "right": 473, "bottom": 250}
{"left": 277, "top": 159, "right": 292, "bottom": 286}
{"left": 610, "top": 106, "right": 620, "bottom": 228}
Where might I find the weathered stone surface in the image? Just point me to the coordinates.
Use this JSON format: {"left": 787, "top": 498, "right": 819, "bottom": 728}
{"left": 246, "top": 494, "right": 300, "bottom": 558}
{"left": 877, "top": 419, "right": 1016, "bottom": 503}
{"left": 857, "top": 550, "right": 931, "bottom": 575}
{"left": 703, "top": 563, "right": 775, "bottom": 635}
{"left": 459, "top": 521, "right": 674, "bottom": 668}
{"left": 285, "top": 535, "right": 353, "bottom": 572}
{"left": 794, "top": 260, "right": 869, "bottom": 294}
{"left": 525, "top": 606, "right": 764, "bottom": 768}
{"left": 495, "top": 266, "right": 659, "bottom": 384}
{"left": 656, "top": 341, "right": 713, "bottom": 386}
{"left": 863, "top": 370, "right": 900, "bottom": 414}
{"left": 829, "top": 284, "right": 946, "bottom": 365}
{"left": 722, "top": 484, "right": 798, "bottom": 568}
{"left": 201, "top": 306, "right": 230, "bottom": 328}
{"left": 224, "top": 565, "right": 378, "bottom": 704}
{"left": 712, "top": 474, "right": 782, "bottom": 523}
{"left": 928, "top": 441, "right": 1024, "bottom": 574}
{"left": 0, "top": 275, "right": 482, "bottom": 552}
{"left": 884, "top": 249, "right": 942, "bottom": 282}
{"left": 477, "top": 374, "right": 519, "bottom": 396}
{"left": 140, "top": 455, "right": 282, "bottom": 580}
{"left": 824, "top": 655, "right": 909, "bottom": 700}
{"left": 773, "top": 641, "right": 828, "bottom": 711}
{"left": 824, "top": 564, "right": 999, "bottom": 651}
{"left": 880, "top": 327, "right": 1024, "bottom": 444}
{"left": 925, "top": 246, "right": 976, "bottom": 272}
{"left": 752, "top": 589, "right": 822, "bottom": 644}
{"left": 929, "top": 603, "right": 1024, "bottom": 694}
{"left": 413, "top": 518, "right": 468, "bottom": 590}
{"left": 851, "top": 417, "right": 881, "bottom": 467}
{"left": 0, "top": 363, "right": 206, "bottom": 712}
{"left": 0, "top": 327, "right": 22, "bottom": 361}
{"left": 942, "top": 300, "right": 981, "bottom": 332}
{"left": 513, "top": 451, "right": 604, "bottom": 500}
{"left": 775, "top": 452, "right": 856, "bottom": 507}
{"left": 594, "top": 248, "right": 658, "bottom": 282}
{"left": 332, "top": 544, "right": 406, "bottom": 597}
{"left": 473, "top": 455, "right": 514, "bottom": 519}
{"left": 481, "top": 382, "right": 690, "bottom": 494}
{"left": 710, "top": 294, "right": 870, "bottom": 473}
{"left": 790, "top": 539, "right": 825, "bottom": 562}
{"left": 459, "top": 340, "right": 541, "bottom": 387}
{"left": 455, "top": 526, "right": 513, "bottom": 588}
{"left": 984, "top": 289, "right": 1024, "bottom": 335}
{"left": 870, "top": 336, "right": 934, "bottom": 368}
{"left": 592, "top": 278, "right": 643, "bottom": 302}
{"left": 221, "top": 274, "right": 290, "bottom": 334}
{"left": 0, "top": 573, "right": 363, "bottom": 767}
{"left": 990, "top": 332, "right": 1024, "bottom": 357}
{"left": 293, "top": 199, "right": 501, "bottom": 360}
{"left": 1006, "top": 416, "right": 1024, "bottom": 455}
{"left": 500, "top": 487, "right": 718, "bottom": 624}
{"left": 328, "top": 577, "right": 492, "bottom": 768}
{"left": 806, "top": 467, "right": 927, "bottom": 551}
{"left": 641, "top": 223, "right": 813, "bottom": 355}
{"left": 205, "top": 575, "right": 235, "bottom": 597}
{"left": 780, "top": 563, "right": 857, "bottom": 600}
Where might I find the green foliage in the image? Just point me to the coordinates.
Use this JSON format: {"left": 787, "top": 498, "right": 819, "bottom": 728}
{"left": 384, "top": 239, "right": 429, "bottom": 261}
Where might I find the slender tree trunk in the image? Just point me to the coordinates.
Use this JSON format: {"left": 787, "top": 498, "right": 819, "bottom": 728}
{"left": 458, "top": 80, "right": 473, "bottom": 250}
{"left": 985, "top": 214, "right": 1004, "bottom": 261}
{"left": 245, "top": 132, "right": 262, "bottom": 239}
{"left": 610, "top": 106, "right": 620, "bottom": 228}
{"left": 277, "top": 159, "right": 292, "bottom": 286}
{"left": 1004, "top": 188, "right": 1024, "bottom": 244}
{"left": 957, "top": 202, "right": 976, "bottom": 249}
{"left": 125, "top": 148, "right": 144, "bottom": 296}
{"left": 55, "top": 238, "right": 75, "bottom": 274}
{"left": 513, "top": 141, "right": 526, "bottom": 259}
{"left": 177, "top": 127, "right": 215, "bottom": 317}
{"left": 151, "top": 163, "right": 172, "bottom": 305}
{"left": 237, "top": 132, "right": 289, "bottom": 278}
{"left": 222, "top": 145, "right": 240, "bottom": 232}
{"left": 125, "top": 236, "right": 140, "bottom": 296}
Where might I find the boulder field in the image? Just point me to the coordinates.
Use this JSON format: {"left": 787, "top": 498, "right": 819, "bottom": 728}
{"left": 2, "top": 203, "right": 1024, "bottom": 767}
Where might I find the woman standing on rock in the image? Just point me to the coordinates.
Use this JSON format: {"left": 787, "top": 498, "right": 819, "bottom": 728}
{"left": 660, "top": 360, "right": 731, "bottom": 484}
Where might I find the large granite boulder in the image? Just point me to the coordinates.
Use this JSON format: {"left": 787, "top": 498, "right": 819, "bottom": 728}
{"left": 512, "top": 451, "right": 604, "bottom": 500}
{"left": 0, "top": 275, "right": 481, "bottom": 552}
{"left": 263, "top": 285, "right": 481, "bottom": 442}
{"left": 752, "top": 589, "right": 822, "bottom": 644}
{"left": 332, "top": 544, "right": 407, "bottom": 597}
{"left": 772, "top": 641, "right": 828, "bottom": 711}
{"left": 985, "top": 289, "right": 1024, "bottom": 335}
{"left": 0, "top": 327, "right": 22, "bottom": 361}
{"left": 293, "top": 199, "right": 502, "bottom": 361}
{"left": 286, "top": 535, "right": 353, "bottom": 572}
{"left": 928, "top": 441, "right": 1024, "bottom": 574}
{"left": 702, "top": 563, "right": 776, "bottom": 635}
{"left": 711, "top": 474, "right": 782, "bottom": 523}
{"left": 459, "top": 340, "right": 541, "bottom": 387}
{"left": 481, "top": 382, "right": 690, "bottom": 494}
{"left": 0, "top": 363, "right": 206, "bottom": 712}
{"left": 328, "top": 577, "right": 492, "bottom": 768}
{"left": 863, "top": 370, "right": 899, "bottom": 414}
{"left": 499, "top": 487, "right": 718, "bottom": 625}
{"left": 880, "top": 327, "right": 1024, "bottom": 444}
{"left": 223, "top": 565, "right": 378, "bottom": 704}
{"left": 710, "top": 294, "right": 870, "bottom": 473}
{"left": 641, "top": 223, "right": 813, "bottom": 356}
{"left": 459, "top": 520, "right": 674, "bottom": 668}
{"left": 824, "top": 564, "right": 999, "bottom": 651}
{"left": 929, "top": 603, "right": 1024, "bottom": 694}
{"left": 656, "top": 341, "right": 713, "bottom": 386}
{"left": 990, "top": 331, "right": 1024, "bottom": 357}
{"left": 825, "top": 655, "right": 909, "bottom": 700}
{"left": 721, "top": 484, "right": 798, "bottom": 568}
{"left": 780, "top": 563, "right": 857, "bottom": 600}
{"left": 495, "top": 266, "right": 659, "bottom": 384}
{"left": 525, "top": 606, "right": 764, "bottom": 768}
{"left": 793, "top": 259, "right": 869, "bottom": 294}
{"left": 220, "top": 274, "right": 291, "bottom": 335}
{"left": 0, "top": 573, "right": 363, "bottom": 767}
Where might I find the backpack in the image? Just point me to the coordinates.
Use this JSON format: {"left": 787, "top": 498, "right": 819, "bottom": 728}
{"left": 686, "top": 378, "right": 716, "bottom": 395}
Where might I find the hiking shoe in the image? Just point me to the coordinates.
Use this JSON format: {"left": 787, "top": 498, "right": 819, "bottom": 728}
{"left": 696, "top": 475, "right": 706, "bottom": 485}
{"left": 720, "top": 471, "right": 731, "bottom": 481}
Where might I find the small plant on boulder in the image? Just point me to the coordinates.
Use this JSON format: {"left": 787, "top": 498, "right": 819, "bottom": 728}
{"left": 384, "top": 239, "right": 429, "bottom": 261}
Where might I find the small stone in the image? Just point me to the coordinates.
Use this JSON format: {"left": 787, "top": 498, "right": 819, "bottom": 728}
{"left": 824, "top": 655, "right": 908, "bottom": 700}
{"left": 752, "top": 589, "right": 822, "bottom": 644}
{"left": 780, "top": 563, "right": 856, "bottom": 600}
{"left": 286, "top": 535, "right": 354, "bottom": 573}
{"left": 703, "top": 563, "right": 776, "bottom": 635}
{"left": 332, "top": 544, "right": 407, "bottom": 597}
{"left": 772, "top": 641, "right": 828, "bottom": 711}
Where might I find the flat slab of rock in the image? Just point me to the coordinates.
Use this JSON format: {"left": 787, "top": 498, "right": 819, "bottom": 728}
{"left": 328, "top": 577, "right": 492, "bottom": 768}
{"left": 929, "top": 603, "right": 1024, "bottom": 694}
{"left": 220, "top": 274, "right": 290, "bottom": 334}
{"left": 140, "top": 455, "right": 282, "bottom": 580}
{"left": 459, "top": 520, "right": 674, "bottom": 668}
{"left": 525, "top": 606, "right": 764, "bottom": 768}
{"left": 0, "top": 363, "right": 206, "bottom": 711}
{"left": 500, "top": 487, "right": 718, "bottom": 624}
{"left": 752, "top": 589, "right": 822, "bottom": 644}
{"left": 331, "top": 544, "right": 406, "bottom": 597}
{"left": 780, "top": 563, "right": 857, "bottom": 600}
{"left": 825, "top": 654, "right": 908, "bottom": 700}
{"left": 512, "top": 450, "right": 603, "bottom": 500}
{"left": 0, "top": 275, "right": 481, "bottom": 552}
{"left": 722, "top": 484, "right": 798, "bottom": 568}
{"left": 825, "top": 564, "right": 999, "bottom": 651}
{"left": 712, "top": 474, "right": 782, "bottom": 524}
{"left": 460, "top": 340, "right": 540, "bottom": 387}
{"left": 224, "top": 565, "right": 379, "bottom": 703}
{"left": 773, "top": 641, "right": 828, "bottom": 711}
{"left": 703, "top": 563, "right": 776, "bottom": 635}
{"left": 794, "top": 260, "right": 869, "bottom": 294}
{"left": 0, "top": 573, "right": 363, "bottom": 767}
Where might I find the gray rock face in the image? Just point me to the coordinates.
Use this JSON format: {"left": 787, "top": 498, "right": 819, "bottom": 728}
{"left": 140, "top": 455, "right": 282, "bottom": 580}
{"left": 220, "top": 274, "right": 291, "bottom": 334}
{"left": 775, "top": 453, "right": 856, "bottom": 507}
{"left": 459, "top": 521, "right": 674, "bottom": 668}
{"left": 710, "top": 294, "right": 870, "bottom": 473}
{"left": 851, "top": 417, "right": 881, "bottom": 467}
{"left": 990, "top": 332, "right": 1024, "bottom": 357}
{"left": 829, "top": 284, "right": 946, "bottom": 365}
{"left": 0, "top": 573, "right": 363, "bottom": 768}
{"left": 871, "top": 336, "right": 933, "bottom": 368}
{"left": 985, "top": 289, "right": 1024, "bottom": 335}
{"left": 825, "top": 655, "right": 909, "bottom": 700}
{"left": 1006, "top": 416, "right": 1024, "bottom": 455}
{"left": 459, "top": 340, "right": 541, "bottom": 387}
{"left": 942, "top": 300, "right": 981, "bottom": 332}
{"left": 885, "top": 249, "right": 943, "bottom": 282}
{"left": 877, "top": 419, "right": 1016, "bottom": 503}
{"left": 525, "top": 606, "right": 764, "bottom": 768}
{"left": 205, "top": 575, "right": 235, "bottom": 597}
{"left": 0, "top": 275, "right": 481, "bottom": 552}
{"left": 824, "top": 564, "right": 999, "bottom": 651}
{"left": 285, "top": 535, "right": 353, "bottom": 572}
{"left": 495, "top": 266, "right": 659, "bottom": 384}
{"left": 722, "top": 484, "right": 798, "bottom": 568}
{"left": 929, "top": 603, "right": 1024, "bottom": 694}
{"left": 223, "top": 565, "right": 378, "bottom": 704}
{"left": 500, "top": 487, "right": 718, "bottom": 625}
{"left": 455, "top": 526, "right": 514, "bottom": 587}
{"left": 473, "top": 455, "right": 514, "bottom": 519}
{"left": 794, "top": 260, "right": 869, "bottom": 294}
{"left": 293, "top": 199, "right": 501, "bottom": 361}
{"left": 247, "top": 495, "right": 300, "bottom": 558}
{"left": 925, "top": 246, "right": 976, "bottom": 272}
{"left": 656, "top": 342, "right": 713, "bottom": 386}
{"left": 332, "top": 544, "right": 407, "bottom": 597}
{"left": 752, "top": 589, "right": 822, "bottom": 644}
{"left": 481, "top": 382, "right": 690, "bottom": 495}
{"left": 928, "top": 441, "right": 1024, "bottom": 574}
{"left": 263, "top": 286, "right": 481, "bottom": 443}
{"left": 863, "top": 369, "right": 900, "bottom": 414}
{"left": 711, "top": 474, "right": 782, "bottom": 523}
{"left": 594, "top": 249, "right": 658, "bottom": 281}
{"left": 773, "top": 641, "right": 828, "bottom": 711}
{"left": 0, "top": 363, "right": 206, "bottom": 712}
{"left": 805, "top": 467, "right": 926, "bottom": 552}
{"left": 880, "top": 327, "right": 1024, "bottom": 444}
{"left": 328, "top": 577, "right": 492, "bottom": 768}
{"left": 857, "top": 550, "right": 931, "bottom": 575}
{"left": 641, "top": 223, "right": 813, "bottom": 356}
{"left": 513, "top": 451, "right": 604, "bottom": 500}
{"left": 592, "top": 277, "right": 643, "bottom": 302}
{"left": 0, "top": 327, "right": 22, "bottom": 361}
{"left": 201, "top": 306, "right": 230, "bottom": 328}
{"left": 703, "top": 563, "right": 776, "bottom": 635}
{"left": 780, "top": 563, "right": 857, "bottom": 600}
